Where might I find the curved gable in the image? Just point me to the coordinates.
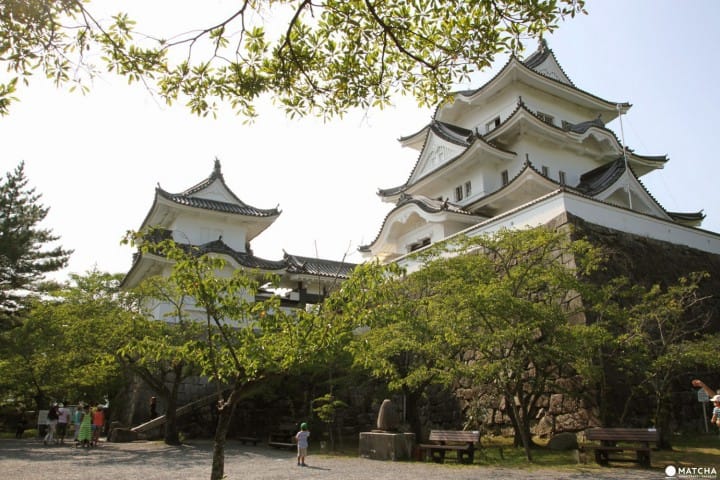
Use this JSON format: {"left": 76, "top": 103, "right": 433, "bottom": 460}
{"left": 359, "top": 195, "right": 483, "bottom": 261}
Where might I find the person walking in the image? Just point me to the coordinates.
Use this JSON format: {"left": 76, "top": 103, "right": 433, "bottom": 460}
{"left": 56, "top": 403, "right": 70, "bottom": 444}
{"left": 77, "top": 405, "right": 93, "bottom": 448}
{"left": 92, "top": 405, "right": 105, "bottom": 446}
{"left": 73, "top": 402, "right": 84, "bottom": 443}
{"left": 44, "top": 403, "right": 59, "bottom": 445}
{"left": 295, "top": 422, "right": 310, "bottom": 467}
{"left": 149, "top": 396, "right": 158, "bottom": 420}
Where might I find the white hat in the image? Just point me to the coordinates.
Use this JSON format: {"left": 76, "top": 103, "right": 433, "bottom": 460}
{"left": 711, "top": 395, "right": 720, "bottom": 402}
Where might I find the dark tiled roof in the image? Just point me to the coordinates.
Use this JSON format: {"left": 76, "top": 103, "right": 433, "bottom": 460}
{"left": 157, "top": 159, "right": 280, "bottom": 218}
{"left": 283, "top": 253, "right": 356, "bottom": 279}
{"left": 195, "top": 240, "right": 287, "bottom": 270}
{"left": 157, "top": 189, "right": 279, "bottom": 217}
{"left": 572, "top": 158, "right": 687, "bottom": 225}
{"left": 668, "top": 211, "right": 705, "bottom": 222}
{"left": 564, "top": 117, "right": 605, "bottom": 133}
{"left": 433, "top": 121, "right": 475, "bottom": 145}
{"left": 135, "top": 238, "right": 356, "bottom": 277}
{"left": 452, "top": 45, "right": 630, "bottom": 111}
{"left": 521, "top": 38, "right": 574, "bottom": 86}
{"left": 397, "top": 194, "right": 473, "bottom": 215}
{"left": 576, "top": 158, "right": 626, "bottom": 196}
{"left": 487, "top": 101, "right": 667, "bottom": 168}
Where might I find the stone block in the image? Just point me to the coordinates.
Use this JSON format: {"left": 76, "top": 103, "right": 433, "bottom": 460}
{"left": 547, "top": 432, "right": 579, "bottom": 451}
{"left": 358, "top": 432, "right": 415, "bottom": 461}
{"left": 109, "top": 428, "right": 139, "bottom": 443}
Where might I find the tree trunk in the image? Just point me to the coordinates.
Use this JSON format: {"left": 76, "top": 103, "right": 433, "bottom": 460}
{"left": 210, "top": 386, "right": 241, "bottom": 480}
{"left": 404, "top": 388, "right": 423, "bottom": 441}
{"left": 505, "top": 394, "right": 533, "bottom": 461}
{"left": 164, "top": 367, "right": 182, "bottom": 445}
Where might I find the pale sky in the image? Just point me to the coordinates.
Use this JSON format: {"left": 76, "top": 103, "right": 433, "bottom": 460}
{"left": 2, "top": 0, "right": 719, "bottom": 282}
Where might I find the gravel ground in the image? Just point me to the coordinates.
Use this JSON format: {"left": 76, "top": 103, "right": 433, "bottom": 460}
{"left": 0, "top": 438, "right": 667, "bottom": 480}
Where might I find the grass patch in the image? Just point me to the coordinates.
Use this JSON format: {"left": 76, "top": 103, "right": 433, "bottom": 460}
{"left": 317, "top": 432, "right": 720, "bottom": 472}
{"left": 0, "top": 428, "right": 38, "bottom": 439}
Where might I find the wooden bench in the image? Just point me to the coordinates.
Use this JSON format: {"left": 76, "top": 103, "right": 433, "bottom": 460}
{"left": 418, "top": 430, "right": 480, "bottom": 464}
{"left": 583, "top": 427, "right": 660, "bottom": 467}
{"left": 267, "top": 426, "right": 296, "bottom": 449}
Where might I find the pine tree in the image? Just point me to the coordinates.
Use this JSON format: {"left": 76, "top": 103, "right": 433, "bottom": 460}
{"left": 0, "top": 161, "right": 72, "bottom": 328}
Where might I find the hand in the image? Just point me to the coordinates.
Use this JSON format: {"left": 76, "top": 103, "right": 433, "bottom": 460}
{"left": 691, "top": 379, "right": 704, "bottom": 388}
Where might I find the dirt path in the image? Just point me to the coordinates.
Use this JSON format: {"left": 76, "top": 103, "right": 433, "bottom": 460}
{"left": 0, "top": 438, "right": 664, "bottom": 480}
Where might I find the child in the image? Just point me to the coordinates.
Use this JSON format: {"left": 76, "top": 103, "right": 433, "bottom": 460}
{"left": 711, "top": 395, "right": 720, "bottom": 430}
{"left": 295, "top": 422, "right": 310, "bottom": 467}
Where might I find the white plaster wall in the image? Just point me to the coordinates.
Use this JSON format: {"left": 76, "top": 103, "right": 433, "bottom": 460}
{"left": 413, "top": 135, "right": 466, "bottom": 181}
{"left": 458, "top": 89, "right": 521, "bottom": 132}
{"left": 395, "top": 192, "right": 720, "bottom": 273}
{"left": 170, "top": 213, "right": 248, "bottom": 252}
{"left": 189, "top": 180, "right": 236, "bottom": 204}
{"left": 451, "top": 82, "right": 602, "bottom": 134}
{"left": 510, "top": 138, "right": 599, "bottom": 187}
{"left": 516, "top": 84, "right": 601, "bottom": 126}
{"left": 397, "top": 223, "right": 441, "bottom": 254}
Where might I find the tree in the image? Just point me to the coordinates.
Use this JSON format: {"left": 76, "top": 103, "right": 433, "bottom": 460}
{"left": 311, "top": 392, "right": 348, "bottom": 450}
{"left": 591, "top": 272, "right": 720, "bottom": 442}
{"left": 0, "top": 1, "right": 586, "bottom": 118}
{"left": 333, "top": 228, "right": 607, "bottom": 460}
{"left": 420, "top": 228, "right": 608, "bottom": 460}
{"left": 0, "top": 270, "right": 128, "bottom": 410}
{"left": 117, "top": 274, "right": 208, "bottom": 445}
{"left": 128, "top": 235, "right": 348, "bottom": 480}
{"left": 327, "top": 260, "right": 467, "bottom": 439}
{"left": 0, "top": 161, "right": 72, "bottom": 328}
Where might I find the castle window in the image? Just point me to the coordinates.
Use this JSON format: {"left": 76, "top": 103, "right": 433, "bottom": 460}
{"left": 409, "top": 237, "right": 431, "bottom": 252}
{"left": 541, "top": 165, "right": 549, "bottom": 176}
{"left": 485, "top": 117, "right": 501, "bottom": 133}
{"left": 559, "top": 170, "right": 567, "bottom": 185}
{"left": 501, "top": 170, "right": 509, "bottom": 186}
{"left": 464, "top": 181, "right": 472, "bottom": 197}
{"left": 536, "top": 111, "right": 554, "bottom": 125}
{"left": 454, "top": 185, "right": 464, "bottom": 201}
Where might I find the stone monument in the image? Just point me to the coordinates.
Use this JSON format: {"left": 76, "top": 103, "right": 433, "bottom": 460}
{"left": 358, "top": 398, "right": 415, "bottom": 461}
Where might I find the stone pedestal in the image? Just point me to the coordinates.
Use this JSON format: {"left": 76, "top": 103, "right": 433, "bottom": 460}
{"left": 358, "top": 431, "right": 415, "bottom": 461}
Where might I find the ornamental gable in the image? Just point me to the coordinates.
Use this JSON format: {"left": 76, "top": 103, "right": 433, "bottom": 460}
{"left": 524, "top": 46, "right": 572, "bottom": 85}
{"left": 409, "top": 134, "right": 464, "bottom": 184}
{"left": 188, "top": 177, "right": 240, "bottom": 205}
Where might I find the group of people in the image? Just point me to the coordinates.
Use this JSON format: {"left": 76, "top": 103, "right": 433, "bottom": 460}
{"left": 43, "top": 401, "right": 106, "bottom": 448}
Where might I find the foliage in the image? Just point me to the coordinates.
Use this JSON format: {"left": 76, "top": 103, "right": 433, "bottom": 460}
{"left": 327, "top": 227, "right": 608, "bottom": 457}
{"left": 0, "top": 270, "right": 129, "bottom": 410}
{"left": 0, "top": 0, "right": 586, "bottom": 118}
{"left": 0, "top": 162, "right": 72, "bottom": 329}
{"left": 125, "top": 232, "right": 349, "bottom": 480}
{"left": 117, "top": 274, "right": 208, "bottom": 445}
{"left": 591, "top": 272, "right": 718, "bottom": 434}
{"left": 312, "top": 392, "right": 348, "bottom": 450}
{"left": 324, "top": 259, "right": 465, "bottom": 437}
{"left": 422, "top": 228, "right": 606, "bottom": 460}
